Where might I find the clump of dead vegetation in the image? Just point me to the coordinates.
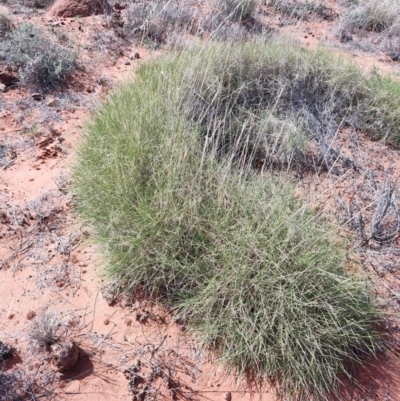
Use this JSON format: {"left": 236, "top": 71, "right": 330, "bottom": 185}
{"left": 0, "top": 369, "right": 56, "bottom": 401}
{"left": 0, "top": 188, "right": 76, "bottom": 265}
{"left": 122, "top": 331, "right": 206, "bottom": 401}
{"left": 29, "top": 309, "right": 80, "bottom": 373}
{"left": 330, "top": 165, "right": 400, "bottom": 294}
{"left": 0, "top": 22, "right": 76, "bottom": 90}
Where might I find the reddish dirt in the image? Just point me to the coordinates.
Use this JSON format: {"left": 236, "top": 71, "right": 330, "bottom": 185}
{"left": 1, "top": 1, "right": 400, "bottom": 400}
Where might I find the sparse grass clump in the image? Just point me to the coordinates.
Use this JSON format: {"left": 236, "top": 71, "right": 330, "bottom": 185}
{"left": 72, "top": 39, "right": 393, "bottom": 400}
{"left": 341, "top": 0, "right": 400, "bottom": 33}
{"left": 0, "top": 23, "right": 76, "bottom": 90}
{"left": 125, "top": 1, "right": 198, "bottom": 46}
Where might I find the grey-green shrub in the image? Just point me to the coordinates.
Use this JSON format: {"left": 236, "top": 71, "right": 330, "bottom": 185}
{"left": 0, "top": 23, "right": 76, "bottom": 90}
{"left": 73, "top": 39, "right": 386, "bottom": 400}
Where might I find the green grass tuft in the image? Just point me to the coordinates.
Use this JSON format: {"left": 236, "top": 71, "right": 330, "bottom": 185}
{"left": 73, "top": 39, "right": 387, "bottom": 400}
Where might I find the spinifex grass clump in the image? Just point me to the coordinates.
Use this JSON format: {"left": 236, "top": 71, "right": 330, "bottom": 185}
{"left": 341, "top": 0, "right": 400, "bottom": 33}
{"left": 180, "top": 41, "right": 400, "bottom": 158}
{"left": 73, "top": 39, "right": 388, "bottom": 400}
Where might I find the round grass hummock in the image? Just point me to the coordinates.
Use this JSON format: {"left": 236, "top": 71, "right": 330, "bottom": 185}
{"left": 73, "top": 39, "right": 385, "bottom": 400}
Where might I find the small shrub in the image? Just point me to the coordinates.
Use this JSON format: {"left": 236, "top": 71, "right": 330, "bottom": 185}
{"left": 0, "top": 23, "right": 76, "bottom": 90}
{"left": 341, "top": 0, "right": 400, "bottom": 33}
{"left": 73, "top": 39, "right": 387, "bottom": 400}
{"left": 219, "top": 0, "right": 256, "bottom": 21}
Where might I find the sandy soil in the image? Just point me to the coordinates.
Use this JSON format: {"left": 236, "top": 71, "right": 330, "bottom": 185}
{"left": 1, "top": 1, "right": 400, "bottom": 400}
